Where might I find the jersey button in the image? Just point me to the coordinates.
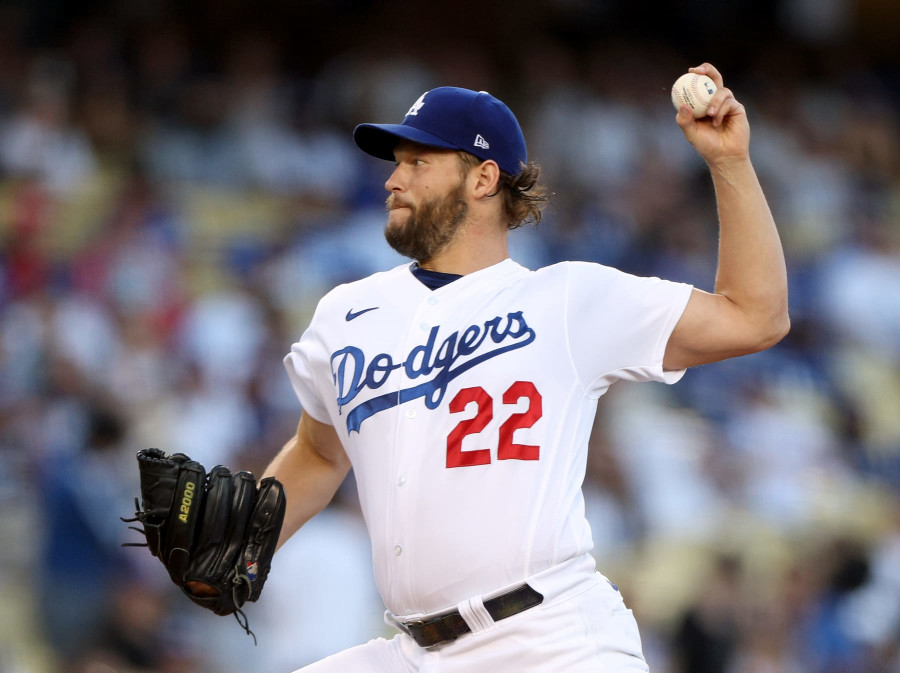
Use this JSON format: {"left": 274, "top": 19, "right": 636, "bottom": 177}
{"left": 397, "top": 475, "right": 406, "bottom": 487}
{"left": 427, "top": 296, "right": 438, "bottom": 305}
{"left": 419, "top": 322, "right": 428, "bottom": 331}
{"left": 393, "top": 545, "right": 403, "bottom": 556}
{"left": 406, "top": 408, "right": 416, "bottom": 419}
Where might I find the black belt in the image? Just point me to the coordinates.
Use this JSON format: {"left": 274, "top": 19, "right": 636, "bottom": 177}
{"left": 403, "top": 584, "right": 544, "bottom": 648}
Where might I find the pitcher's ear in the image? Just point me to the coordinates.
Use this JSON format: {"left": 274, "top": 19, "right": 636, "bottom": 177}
{"left": 472, "top": 159, "right": 501, "bottom": 198}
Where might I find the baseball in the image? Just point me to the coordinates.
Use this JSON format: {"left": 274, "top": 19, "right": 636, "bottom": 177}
{"left": 671, "top": 72, "right": 717, "bottom": 118}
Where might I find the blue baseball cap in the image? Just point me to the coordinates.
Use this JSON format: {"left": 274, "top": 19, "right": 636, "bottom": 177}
{"left": 353, "top": 87, "right": 527, "bottom": 176}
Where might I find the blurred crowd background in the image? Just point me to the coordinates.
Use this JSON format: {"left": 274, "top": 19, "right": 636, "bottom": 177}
{"left": 0, "top": 0, "right": 899, "bottom": 671}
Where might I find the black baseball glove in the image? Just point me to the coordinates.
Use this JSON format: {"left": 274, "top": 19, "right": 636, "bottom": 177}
{"left": 122, "top": 448, "right": 286, "bottom": 643}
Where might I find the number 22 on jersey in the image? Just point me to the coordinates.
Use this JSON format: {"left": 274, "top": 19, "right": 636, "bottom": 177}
{"left": 446, "top": 381, "right": 542, "bottom": 468}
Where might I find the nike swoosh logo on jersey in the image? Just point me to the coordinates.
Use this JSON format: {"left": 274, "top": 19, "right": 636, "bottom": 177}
{"left": 346, "top": 306, "right": 379, "bottom": 321}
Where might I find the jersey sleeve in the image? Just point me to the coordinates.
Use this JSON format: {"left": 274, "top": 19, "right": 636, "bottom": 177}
{"left": 563, "top": 262, "right": 693, "bottom": 395}
{"left": 283, "top": 307, "right": 333, "bottom": 425}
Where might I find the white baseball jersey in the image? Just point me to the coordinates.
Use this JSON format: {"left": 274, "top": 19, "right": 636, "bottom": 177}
{"left": 284, "top": 258, "right": 692, "bottom": 618}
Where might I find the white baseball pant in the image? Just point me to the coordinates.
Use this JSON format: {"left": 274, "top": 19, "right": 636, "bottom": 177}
{"left": 291, "top": 556, "right": 649, "bottom": 673}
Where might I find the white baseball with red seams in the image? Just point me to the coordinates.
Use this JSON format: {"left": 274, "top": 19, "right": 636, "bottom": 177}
{"left": 671, "top": 72, "right": 718, "bottom": 118}
{"left": 285, "top": 258, "right": 691, "bottom": 620}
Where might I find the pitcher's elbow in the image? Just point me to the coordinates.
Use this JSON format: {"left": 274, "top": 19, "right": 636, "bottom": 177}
{"left": 761, "top": 312, "right": 791, "bottom": 350}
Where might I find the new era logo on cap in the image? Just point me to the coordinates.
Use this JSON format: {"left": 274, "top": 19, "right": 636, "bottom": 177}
{"left": 352, "top": 87, "right": 527, "bottom": 176}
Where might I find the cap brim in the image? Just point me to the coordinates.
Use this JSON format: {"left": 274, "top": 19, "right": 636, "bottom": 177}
{"left": 353, "top": 123, "right": 461, "bottom": 162}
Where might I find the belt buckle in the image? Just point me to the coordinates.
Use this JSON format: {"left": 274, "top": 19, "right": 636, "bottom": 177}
{"left": 402, "top": 619, "right": 434, "bottom": 649}
{"left": 405, "top": 614, "right": 462, "bottom": 649}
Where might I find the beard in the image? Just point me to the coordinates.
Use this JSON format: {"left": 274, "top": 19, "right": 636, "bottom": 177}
{"left": 384, "top": 182, "right": 468, "bottom": 263}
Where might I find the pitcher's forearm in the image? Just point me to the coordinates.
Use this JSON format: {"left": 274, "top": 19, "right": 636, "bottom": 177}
{"left": 264, "top": 424, "right": 351, "bottom": 551}
{"left": 709, "top": 156, "right": 789, "bottom": 342}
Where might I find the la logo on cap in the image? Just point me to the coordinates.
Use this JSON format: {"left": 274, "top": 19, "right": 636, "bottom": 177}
{"left": 406, "top": 92, "right": 427, "bottom": 117}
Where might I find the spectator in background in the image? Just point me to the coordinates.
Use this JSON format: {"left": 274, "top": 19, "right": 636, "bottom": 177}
{"left": 672, "top": 554, "right": 743, "bottom": 673}
{"left": 36, "top": 402, "right": 133, "bottom": 665}
{"left": 0, "top": 55, "right": 96, "bottom": 194}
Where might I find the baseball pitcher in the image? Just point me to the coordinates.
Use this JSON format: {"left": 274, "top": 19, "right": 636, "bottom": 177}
{"left": 129, "top": 62, "right": 788, "bottom": 672}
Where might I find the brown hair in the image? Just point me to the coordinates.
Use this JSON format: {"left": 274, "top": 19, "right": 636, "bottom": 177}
{"left": 458, "top": 152, "right": 551, "bottom": 230}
